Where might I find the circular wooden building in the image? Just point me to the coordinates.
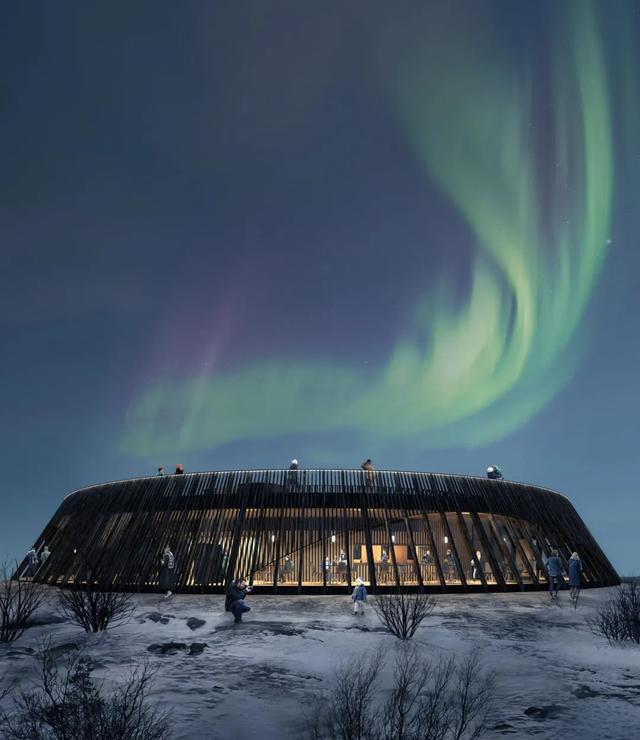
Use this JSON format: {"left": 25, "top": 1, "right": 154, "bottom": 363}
{"left": 27, "top": 469, "right": 618, "bottom": 593}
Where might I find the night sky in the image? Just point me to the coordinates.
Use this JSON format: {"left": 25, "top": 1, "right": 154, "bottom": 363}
{"left": 2, "top": 2, "right": 638, "bottom": 573}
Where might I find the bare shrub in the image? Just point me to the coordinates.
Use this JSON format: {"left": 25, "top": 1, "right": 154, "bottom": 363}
{"left": 588, "top": 581, "right": 640, "bottom": 645}
{"left": 380, "top": 649, "right": 495, "bottom": 740}
{"left": 0, "top": 560, "right": 47, "bottom": 643}
{"left": 0, "top": 638, "right": 170, "bottom": 739}
{"left": 58, "top": 587, "right": 136, "bottom": 633}
{"left": 372, "top": 589, "right": 437, "bottom": 640}
{"left": 308, "top": 651, "right": 383, "bottom": 740}
{"left": 308, "top": 648, "right": 495, "bottom": 740}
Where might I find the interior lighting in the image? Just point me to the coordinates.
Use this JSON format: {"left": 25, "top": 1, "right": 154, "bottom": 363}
{"left": 444, "top": 536, "right": 448, "bottom": 544}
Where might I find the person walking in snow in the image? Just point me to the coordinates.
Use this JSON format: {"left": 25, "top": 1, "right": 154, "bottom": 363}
{"left": 546, "top": 548, "right": 564, "bottom": 599}
{"left": 159, "top": 545, "right": 176, "bottom": 598}
{"left": 225, "top": 577, "right": 252, "bottom": 623}
{"left": 352, "top": 577, "right": 368, "bottom": 615}
{"left": 568, "top": 552, "right": 582, "bottom": 601}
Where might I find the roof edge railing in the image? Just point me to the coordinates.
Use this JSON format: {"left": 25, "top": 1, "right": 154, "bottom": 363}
{"left": 62, "top": 468, "right": 573, "bottom": 504}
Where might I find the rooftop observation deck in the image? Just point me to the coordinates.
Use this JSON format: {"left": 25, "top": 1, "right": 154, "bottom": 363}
{"left": 63, "top": 468, "right": 570, "bottom": 503}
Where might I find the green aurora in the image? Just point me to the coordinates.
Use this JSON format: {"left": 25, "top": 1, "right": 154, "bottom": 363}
{"left": 122, "top": 2, "right": 613, "bottom": 457}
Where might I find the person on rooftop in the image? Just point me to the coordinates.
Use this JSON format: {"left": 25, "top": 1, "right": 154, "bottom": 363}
{"left": 361, "top": 459, "right": 375, "bottom": 486}
{"left": 288, "top": 458, "right": 299, "bottom": 485}
{"left": 40, "top": 545, "right": 51, "bottom": 566}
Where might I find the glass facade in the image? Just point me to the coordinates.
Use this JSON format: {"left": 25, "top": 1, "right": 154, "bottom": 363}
{"left": 29, "top": 470, "right": 618, "bottom": 593}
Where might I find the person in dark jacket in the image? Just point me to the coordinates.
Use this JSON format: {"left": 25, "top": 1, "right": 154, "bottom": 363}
{"left": 157, "top": 467, "right": 165, "bottom": 476}
{"left": 568, "top": 552, "right": 582, "bottom": 601}
{"left": 175, "top": 464, "right": 184, "bottom": 475}
{"left": 288, "top": 459, "right": 299, "bottom": 485}
{"left": 444, "top": 549, "right": 458, "bottom": 580}
{"left": 159, "top": 546, "right": 176, "bottom": 598}
{"left": 546, "top": 549, "right": 564, "bottom": 599}
{"left": 225, "top": 577, "right": 252, "bottom": 622}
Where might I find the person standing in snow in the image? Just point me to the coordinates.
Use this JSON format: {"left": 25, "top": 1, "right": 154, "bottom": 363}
{"left": 352, "top": 577, "right": 368, "bottom": 615}
{"left": 546, "top": 549, "right": 564, "bottom": 599}
{"left": 225, "top": 577, "right": 252, "bottom": 623}
{"left": 157, "top": 467, "right": 165, "bottom": 476}
{"left": 568, "top": 552, "right": 582, "bottom": 601}
{"left": 159, "top": 545, "right": 176, "bottom": 598}
{"left": 174, "top": 464, "right": 184, "bottom": 475}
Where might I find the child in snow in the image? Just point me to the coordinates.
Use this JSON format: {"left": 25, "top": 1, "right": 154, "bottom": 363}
{"left": 352, "top": 577, "right": 367, "bottom": 615}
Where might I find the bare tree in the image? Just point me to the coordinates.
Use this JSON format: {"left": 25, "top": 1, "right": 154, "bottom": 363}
{"left": 307, "top": 651, "right": 384, "bottom": 740}
{"left": 0, "top": 560, "right": 47, "bottom": 643}
{"left": 372, "top": 589, "right": 437, "bottom": 640}
{"left": 58, "top": 587, "right": 136, "bottom": 633}
{"left": 0, "top": 638, "right": 170, "bottom": 739}
{"left": 588, "top": 580, "right": 640, "bottom": 645}
{"left": 309, "top": 648, "right": 495, "bottom": 740}
{"left": 379, "top": 648, "right": 494, "bottom": 740}
{"left": 449, "top": 651, "right": 495, "bottom": 740}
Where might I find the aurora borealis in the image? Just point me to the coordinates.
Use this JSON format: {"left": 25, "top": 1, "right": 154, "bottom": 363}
{"left": 1, "top": 1, "right": 639, "bottom": 572}
{"left": 122, "top": 1, "right": 613, "bottom": 454}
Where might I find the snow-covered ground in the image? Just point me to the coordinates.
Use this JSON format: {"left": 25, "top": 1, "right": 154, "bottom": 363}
{"left": 1, "top": 588, "right": 639, "bottom": 739}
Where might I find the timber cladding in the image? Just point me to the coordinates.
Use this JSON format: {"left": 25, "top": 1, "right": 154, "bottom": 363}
{"left": 24, "top": 469, "right": 619, "bottom": 594}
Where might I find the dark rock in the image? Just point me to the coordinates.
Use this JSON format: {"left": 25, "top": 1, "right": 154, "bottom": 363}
{"left": 25, "top": 613, "right": 68, "bottom": 627}
{"left": 493, "top": 723, "right": 516, "bottom": 733}
{"left": 573, "top": 685, "right": 600, "bottom": 699}
{"left": 49, "top": 642, "right": 81, "bottom": 660}
{"left": 5, "top": 647, "right": 35, "bottom": 657}
{"left": 143, "top": 612, "right": 174, "bottom": 625}
{"left": 186, "top": 618, "right": 206, "bottom": 631}
{"left": 524, "top": 706, "right": 544, "bottom": 718}
{"left": 524, "top": 705, "right": 564, "bottom": 719}
{"left": 147, "top": 642, "right": 187, "bottom": 655}
{"left": 189, "top": 642, "right": 208, "bottom": 655}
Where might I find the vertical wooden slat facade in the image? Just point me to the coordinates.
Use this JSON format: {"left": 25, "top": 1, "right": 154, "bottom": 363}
{"left": 25, "top": 469, "right": 619, "bottom": 593}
